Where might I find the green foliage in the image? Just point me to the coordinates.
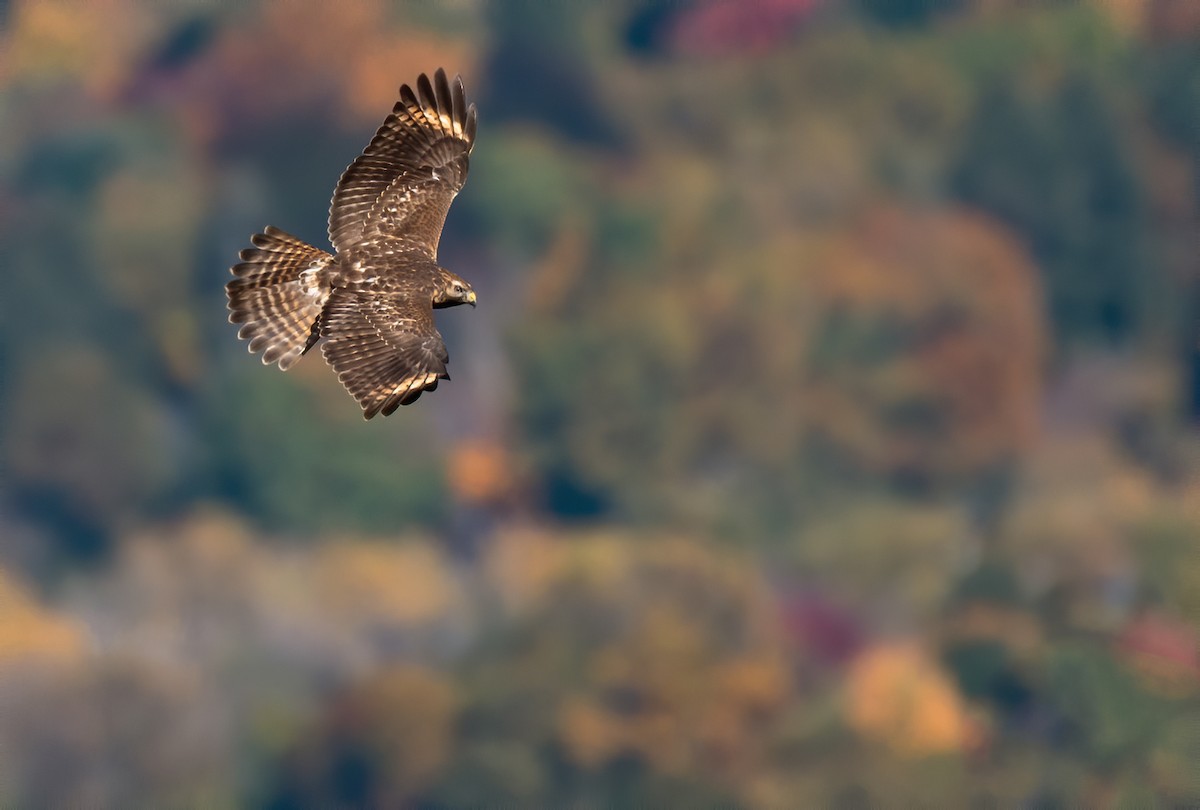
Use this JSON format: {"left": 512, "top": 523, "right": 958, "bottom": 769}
{"left": 3, "top": 345, "right": 177, "bottom": 556}
{"left": 1045, "top": 643, "right": 1168, "bottom": 767}
{"left": 197, "top": 364, "right": 449, "bottom": 534}
{"left": 951, "top": 75, "right": 1155, "bottom": 343}
{"left": 457, "top": 130, "right": 588, "bottom": 256}
{"left": 1132, "top": 511, "right": 1200, "bottom": 623}
{"left": 1142, "top": 41, "right": 1200, "bottom": 155}
{"left": 857, "top": 0, "right": 969, "bottom": 29}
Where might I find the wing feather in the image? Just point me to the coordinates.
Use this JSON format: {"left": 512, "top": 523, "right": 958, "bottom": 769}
{"left": 320, "top": 289, "right": 450, "bottom": 418}
{"left": 328, "top": 69, "right": 476, "bottom": 259}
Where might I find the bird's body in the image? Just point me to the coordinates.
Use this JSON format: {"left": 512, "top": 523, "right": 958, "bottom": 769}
{"left": 226, "top": 69, "right": 478, "bottom": 418}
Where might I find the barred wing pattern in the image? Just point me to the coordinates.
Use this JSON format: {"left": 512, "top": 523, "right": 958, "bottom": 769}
{"left": 227, "top": 69, "right": 478, "bottom": 418}
{"left": 321, "top": 289, "right": 450, "bottom": 419}
{"left": 327, "top": 68, "right": 477, "bottom": 258}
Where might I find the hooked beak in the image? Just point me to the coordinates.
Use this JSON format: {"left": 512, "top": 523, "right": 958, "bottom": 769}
{"left": 467, "top": 290, "right": 477, "bottom": 307}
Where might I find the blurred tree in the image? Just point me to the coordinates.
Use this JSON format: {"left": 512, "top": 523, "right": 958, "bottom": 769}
{"left": 455, "top": 130, "right": 588, "bottom": 259}
{"left": 173, "top": 0, "right": 475, "bottom": 136}
{"left": 1001, "top": 437, "right": 1156, "bottom": 630}
{"left": 0, "top": 657, "right": 233, "bottom": 808}
{"left": 952, "top": 74, "right": 1156, "bottom": 345}
{"left": 431, "top": 530, "right": 794, "bottom": 807}
{"left": 858, "top": 0, "right": 968, "bottom": 28}
{"left": 3, "top": 346, "right": 176, "bottom": 559}
{"left": 1, "top": 0, "right": 164, "bottom": 101}
{"left": 1132, "top": 507, "right": 1200, "bottom": 627}
{"left": 91, "top": 148, "right": 207, "bottom": 387}
{"left": 940, "top": 562, "right": 1040, "bottom": 719}
{"left": 1142, "top": 42, "right": 1200, "bottom": 154}
{"left": 803, "top": 206, "right": 1044, "bottom": 487}
{"left": 789, "top": 499, "right": 971, "bottom": 624}
{"left": 195, "top": 363, "right": 450, "bottom": 534}
{"left": 1044, "top": 643, "right": 1169, "bottom": 770}
{"left": 513, "top": 202, "right": 1043, "bottom": 532}
{"left": 1115, "top": 609, "right": 1200, "bottom": 699}
{"left": 482, "top": 0, "right": 621, "bottom": 147}
{"left": 265, "top": 665, "right": 458, "bottom": 809}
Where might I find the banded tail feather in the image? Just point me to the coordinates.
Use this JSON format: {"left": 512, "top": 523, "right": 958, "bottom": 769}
{"left": 226, "top": 226, "right": 333, "bottom": 370}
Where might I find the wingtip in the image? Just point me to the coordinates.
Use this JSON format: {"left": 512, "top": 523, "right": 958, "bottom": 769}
{"left": 416, "top": 72, "right": 436, "bottom": 109}
{"left": 399, "top": 82, "right": 419, "bottom": 109}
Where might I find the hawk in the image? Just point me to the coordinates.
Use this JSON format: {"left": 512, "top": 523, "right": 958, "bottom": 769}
{"left": 226, "top": 68, "right": 478, "bottom": 418}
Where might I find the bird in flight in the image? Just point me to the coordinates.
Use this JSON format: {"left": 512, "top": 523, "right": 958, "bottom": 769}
{"left": 226, "top": 68, "right": 478, "bottom": 418}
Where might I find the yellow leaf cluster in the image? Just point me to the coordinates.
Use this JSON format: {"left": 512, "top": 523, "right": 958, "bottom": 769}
{"left": 316, "top": 540, "right": 463, "bottom": 627}
{"left": 559, "top": 651, "right": 792, "bottom": 778}
{"left": 486, "top": 533, "right": 794, "bottom": 784}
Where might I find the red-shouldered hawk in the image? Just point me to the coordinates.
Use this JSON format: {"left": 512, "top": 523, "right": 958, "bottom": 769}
{"left": 226, "top": 69, "right": 477, "bottom": 418}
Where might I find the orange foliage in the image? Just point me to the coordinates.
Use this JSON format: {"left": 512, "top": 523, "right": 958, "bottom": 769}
{"left": 1097, "top": 0, "right": 1155, "bottom": 36}
{"left": 845, "top": 641, "right": 979, "bottom": 757}
{"left": 806, "top": 204, "right": 1045, "bottom": 479}
{"left": 447, "top": 439, "right": 513, "bottom": 506}
{"left": 183, "top": 0, "right": 475, "bottom": 140}
{"left": 559, "top": 697, "right": 629, "bottom": 768}
{"left": 0, "top": 568, "right": 87, "bottom": 669}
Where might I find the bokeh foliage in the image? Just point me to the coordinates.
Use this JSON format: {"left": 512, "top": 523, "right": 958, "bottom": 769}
{"left": 1, "top": 0, "right": 1199, "bottom": 806}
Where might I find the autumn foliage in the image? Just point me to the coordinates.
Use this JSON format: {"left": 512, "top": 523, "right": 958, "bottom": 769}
{"left": 1, "top": 0, "right": 1199, "bottom": 806}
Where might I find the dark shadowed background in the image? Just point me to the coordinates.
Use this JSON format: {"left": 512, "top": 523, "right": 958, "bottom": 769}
{"left": 1, "top": 0, "right": 1199, "bottom": 806}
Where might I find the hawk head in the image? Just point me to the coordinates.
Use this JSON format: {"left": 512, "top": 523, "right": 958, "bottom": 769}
{"left": 433, "top": 268, "right": 476, "bottom": 308}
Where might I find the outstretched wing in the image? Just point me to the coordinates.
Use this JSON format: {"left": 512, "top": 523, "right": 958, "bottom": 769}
{"left": 328, "top": 68, "right": 477, "bottom": 259}
{"left": 320, "top": 289, "right": 450, "bottom": 418}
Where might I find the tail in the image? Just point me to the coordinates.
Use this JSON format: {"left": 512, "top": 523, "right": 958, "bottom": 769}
{"left": 226, "top": 226, "right": 333, "bottom": 370}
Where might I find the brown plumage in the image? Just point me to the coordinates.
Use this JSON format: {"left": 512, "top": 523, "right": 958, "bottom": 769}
{"left": 225, "top": 68, "right": 478, "bottom": 418}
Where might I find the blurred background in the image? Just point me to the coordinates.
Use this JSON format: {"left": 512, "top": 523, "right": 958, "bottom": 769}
{"left": 1, "top": 0, "right": 1199, "bottom": 806}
